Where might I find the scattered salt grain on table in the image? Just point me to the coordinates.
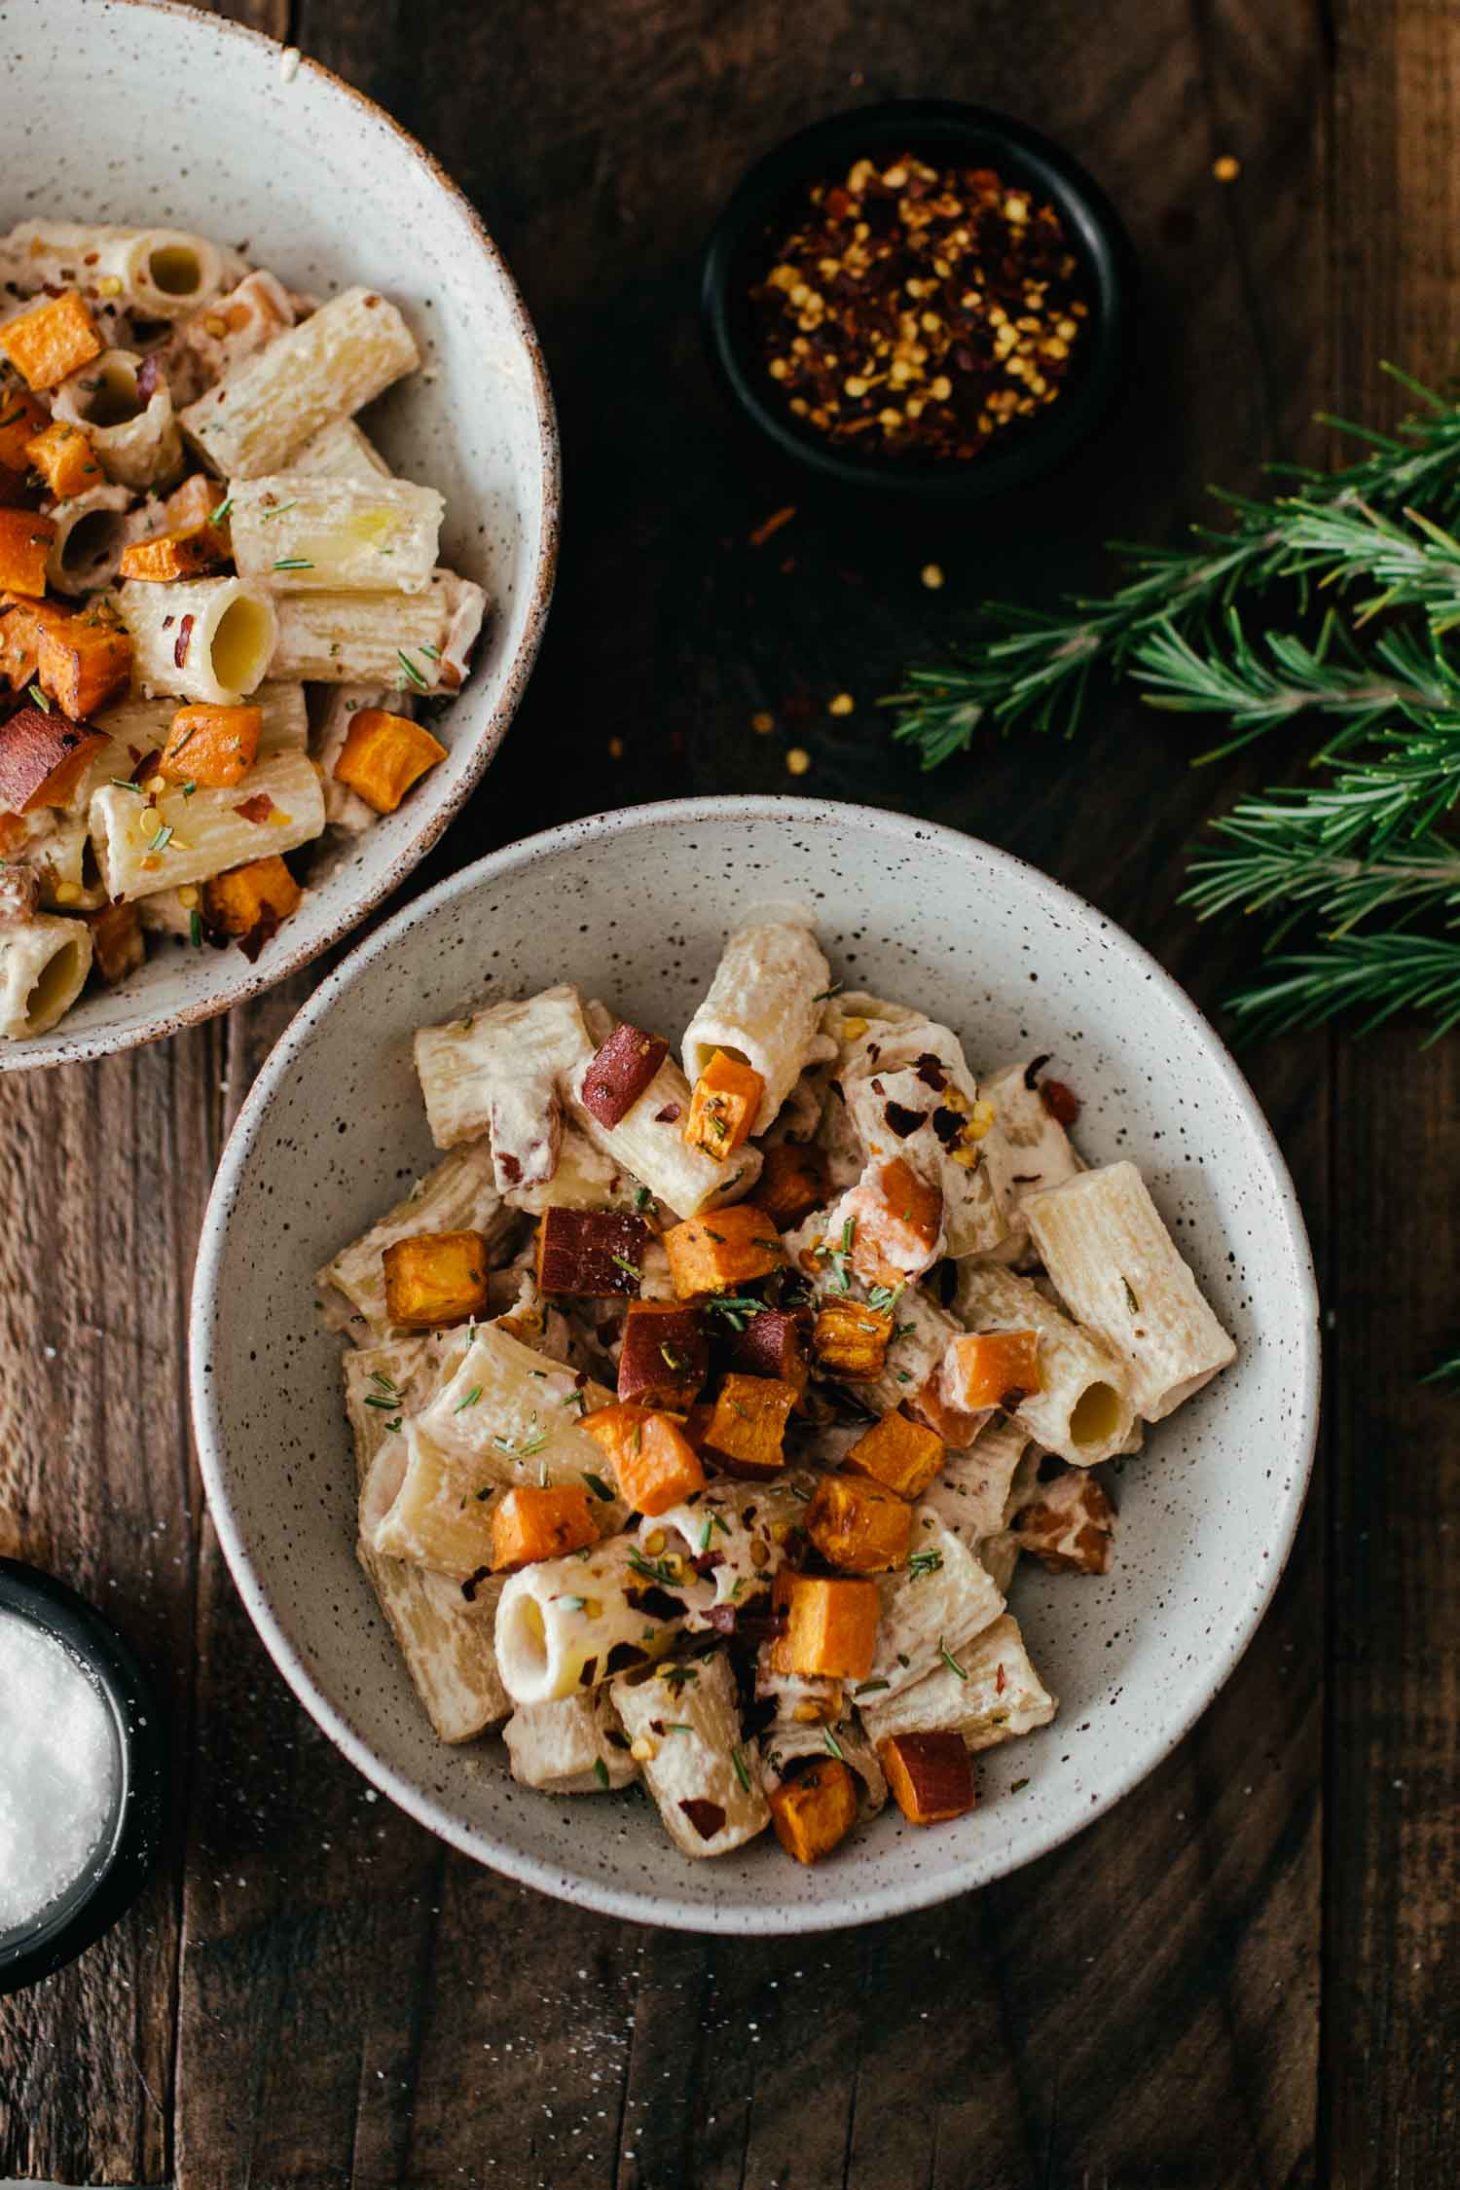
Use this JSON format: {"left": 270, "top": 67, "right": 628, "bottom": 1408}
{"left": 0, "top": 1610, "right": 118, "bottom": 1931}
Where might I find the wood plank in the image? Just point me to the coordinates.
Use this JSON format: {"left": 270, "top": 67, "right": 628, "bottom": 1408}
{"left": 1323, "top": 5, "right": 1460, "bottom": 2184}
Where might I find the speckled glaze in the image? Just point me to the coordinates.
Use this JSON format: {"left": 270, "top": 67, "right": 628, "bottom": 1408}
{"left": 0, "top": 0, "right": 558, "bottom": 1071}
{"left": 192, "top": 799, "right": 1321, "bottom": 1934}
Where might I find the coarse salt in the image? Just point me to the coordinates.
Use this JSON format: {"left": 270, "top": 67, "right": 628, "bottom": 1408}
{"left": 0, "top": 1611, "right": 119, "bottom": 1932}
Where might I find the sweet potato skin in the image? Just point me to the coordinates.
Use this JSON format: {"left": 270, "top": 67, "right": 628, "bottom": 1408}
{"left": 758, "top": 1140, "right": 829, "bottom": 1229}
{"left": 580, "top": 1022, "right": 669, "bottom": 1127}
{"left": 583, "top": 1403, "right": 706, "bottom": 1516}
{"left": 879, "top": 1731, "right": 976, "bottom": 1825}
{"left": 768, "top": 1759, "right": 860, "bottom": 1864}
{"left": 844, "top": 1408, "right": 946, "bottom": 1499}
{"left": 381, "top": 1229, "right": 490, "bottom": 1329}
{"left": 26, "top": 419, "right": 100, "bottom": 501}
{"left": 0, "top": 507, "right": 55, "bottom": 597}
{"left": 616, "top": 1301, "right": 707, "bottom": 1411}
{"left": 725, "top": 1305, "right": 809, "bottom": 1391}
{"left": 944, "top": 1328, "right": 1043, "bottom": 1412}
{"left": 772, "top": 1572, "right": 880, "bottom": 1680}
{"left": 684, "top": 1049, "right": 763, "bottom": 1160}
{"left": 805, "top": 1473, "right": 913, "bottom": 1573}
{"left": 332, "top": 707, "right": 446, "bottom": 814}
{"left": 0, "top": 291, "right": 103, "bottom": 390}
{"left": 810, "top": 1298, "right": 893, "bottom": 1379}
{"left": 702, "top": 1373, "right": 797, "bottom": 1478}
{"left": 663, "top": 1204, "right": 785, "bottom": 1297}
{"left": 160, "top": 703, "right": 262, "bottom": 788}
{"left": 0, "top": 705, "right": 105, "bottom": 813}
{"left": 536, "top": 1206, "right": 649, "bottom": 1296}
{"left": 1013, "top": 1468, "right": 1115, "bottom": 1574}
{"left": 490, "top": 1484, "right": 599, "bottom": 1572}
{"left": 203, "top": 854, "right": 302, "bottom": 938}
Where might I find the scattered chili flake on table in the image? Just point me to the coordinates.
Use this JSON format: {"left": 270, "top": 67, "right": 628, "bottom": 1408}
{"left": 750, "top": 152, "right": 1091, "bottom": 461}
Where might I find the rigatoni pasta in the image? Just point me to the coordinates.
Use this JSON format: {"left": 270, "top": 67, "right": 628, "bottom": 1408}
{"left": 0, "top": 218, "right": 491, "bottom": 1036}
{"left": 319, "top": 913, "right": 1239, "bottom": 1867}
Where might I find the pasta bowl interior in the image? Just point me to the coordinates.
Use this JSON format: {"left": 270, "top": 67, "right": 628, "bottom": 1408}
{"left": 0, "top": 0, "right": 556, "bottom": 1066}
{"left": 193, "top": 799, "right": 1320, "bottom": 1933}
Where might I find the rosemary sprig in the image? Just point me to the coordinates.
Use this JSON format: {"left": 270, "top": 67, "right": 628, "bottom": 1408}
{"left": 1225, "top": 931, "right": 1460, "bottom": 1043}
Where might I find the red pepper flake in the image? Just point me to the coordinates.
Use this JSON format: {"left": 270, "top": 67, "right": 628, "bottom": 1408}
{"left": 748, "top": 504, "right": 796, "bottom": 549}
{"left": 1040, "top": 1078, "right": 1081, "bottom": 1127}
{"left": 173, "top": 613, "right": 194, "bottom": 669}
{"left": 750, "top": 152, "right": 1091, "bottom": 463}
{"left": 995, "top": 1661, "right": 1007, "bottom": 1694}
{"left": 234, "top": 791, "right": 275, "bottom": 824}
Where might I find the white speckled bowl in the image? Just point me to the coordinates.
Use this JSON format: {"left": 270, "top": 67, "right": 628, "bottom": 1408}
{"left": 192, "top": 799, "right": 1320, "bottom": 1933}
{"left": 0, "top": 0, "right": 557, "bottom": 1069}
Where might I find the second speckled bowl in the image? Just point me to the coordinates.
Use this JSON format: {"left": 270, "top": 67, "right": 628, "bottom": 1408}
{"left": 191, "top": 798, "right": 1319, "bottom": 1934}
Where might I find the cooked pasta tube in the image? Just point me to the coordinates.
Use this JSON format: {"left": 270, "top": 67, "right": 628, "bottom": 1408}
{"left": 30, "top": 817, "right": 105, "bottom": 911}
{"left": 0, "top": 222, "right": 248, "bottom": 317}
{"left": 834, "top": 1004, "right": 1006, "bottom": 1256}
{"left": 342, "top": 1337, "right": 450, "bottom": 1461}
{"left": 610, "top": 1651, "right": 770, "bottom": 1857}
{"left": 88, "top": 750, "right": 322, "bottom": 901}
{"left": 495, "top": 1535, "right": 694, "bottom": 1705}
{"left": 44, "top": 484, "right": 134, "bottom": 597}
{"left": 179, "top": 285, "right": 421, "bottom": 476}
{"left": 52, "top": 350, "right": 182, "bottom": 489}
{"left": 119, "top": 574, "right": 277, "bottom": 703}
{"left": 863, "top": 1510, "right": 1005, "bottom": 1703}
{"left": 979, "top": 1058, "right": 1084, "bottom": 1260}
{"left": 164, "top": 271, "right": 296, "bottom": 403}
{"left": 228, "top": 473, "right": 444, "bottom": 594}
{"left": 567, "top": 1027, "right": 763, "bottom": 1219}
{"left": 0, "top": 914, "right": 92, "bottom": 1038}
{"left": 317, "top": 1139, "right": 513, "bottom": 1337}
{"left": 857, "top": 1612, "right": 1056, "bottom": 1752}
{"left": 268, "top": 569, "right": 484, "bottom": 692}
{"left": 414, "top": 985, "right": 594, "bottom": 1183}
{"left": 681, "top": 910, "right": 837, "bottom": 1134}
{"left": 90, "top": 681, "right": 307, "bottom": 791}
{"left": 923, "top": 1415, "right": 1030, "bottom": 1546}
{"left": 290, "top": 417, "right": 394, "bottom": 482}
{"left": 502, "top": 1122, "right": 641, "bottom": 1216}
{"left": 502, "top": 1693, "right": 638, "bottom": 1792}
{"left": 758, "top": 1714, "right": 887, "bottom": 1815}
{"left": 1025, "top": 1162, "right": 1237, "bottom": 1420}
{"left": 642, "top": 1475, "right": 811, "bottom": 1631}
{"left": 949, "top": 1261, "right": 1136, "bottom": 1466}
{"left": 410, "top": 1323, "right": 620, "bottom": 1512}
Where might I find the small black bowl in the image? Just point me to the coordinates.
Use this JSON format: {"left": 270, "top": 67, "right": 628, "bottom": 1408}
{"left": 702, "top": 99, "right": 1136, "bottom": 502}
{"left": 0, "top": 1559, "right": 165, "bottom": 1994}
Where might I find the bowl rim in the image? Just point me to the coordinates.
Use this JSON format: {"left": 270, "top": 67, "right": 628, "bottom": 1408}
{"left": 191, "top": 794, "right": 1321, "bottom": 1935}
{"left": 0, "top": 1556, "right": 166, "bottom": 1992}
{"left": 700, "top": 97, "right": 1136, "bottom": 503}
{"left": 0, "top": 0, "right": 561, "bottom": 1073}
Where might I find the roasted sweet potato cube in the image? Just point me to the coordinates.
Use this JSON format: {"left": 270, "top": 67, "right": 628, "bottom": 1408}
{"left": 944, "top": 1328, "right": 1043, "bottom": 1412}
{"left": 160, "top": 703, "right": 261, "bottom": 788}
{"left": 617, "top": 1301, "right": 707, "bottom": 1411}
{"left": 684, "top": 1049, "right": 764, "bottom": 1161}
{"left": 806, "top": 1473, "right": 913, "bottom": 1573}
{"left": 381, "top": 1228, "right": 490, "bottom": 1330}
{"left": 908, "top": 1377, "right": 986, "bottom": 1451}
{"left": 1013, "top": 1468, "right": 1115, "bottom": 1575}
{"left": 0, "top": 706, "right": 105, "bottom": 813}
{"left": 332, "top": 706, "right": 447, "bottom": 815}
{"left": 702, "top": 1373, "right": 797, "bottom": 1479}
{"left": 203, "top": 854, "right": 302, "bottom": 938}
{"left": 85, "top": 900, "right": 145, "bottom": 985}
{"left": 579, "top": 1021, "right": 669, "bottom": 1127}
{"left": 583, "top": 1403, "right": 706, "bottom": 1516}
{"left": 878, "top": 1731, "right": 976, "bottom": 1825}
{"left": 726, "top": 1305, "right": 809, "bottom": 1391}
{"left": 768, "top": 1759, "right": 860, "bottom": 1865}
{"left": 811, "top": 1298, "right": 893, "bottom": 1379}
{"left": 165, "top": 472, "right": 232, "bottom": 555}
{"left": 536, "top": 1206, "right": 650, "bottom": 1296}
{"left": 118, "top": 526, "right": 225, "bottom": 584}
{"left": 846, "top": 1155, "right": 944, "bottom": 1283}
{"left": 25, "top": 419, "right": 100, "bottom": 501}
{"left": 0, "top": 291, "right": 103, "bottom": 391}
{"left": 489, "top": 1483, "right": 599, "bottom": 1572}
{"left": 35, "top": 606, "right": 132, "bottom": 719}
{"left": 0, "top": 507, "right": 54, "bottom": 598}
{"left": 772, "top": 1572, "right": 880, "bottom": 1680}
{"left": 663, "top": 1204, "right": 785, "bottom": 1297}
{"left": 0, "top": 388, "right": 48, "bottom": 474}
{"left": 758, "top": 1140, "right": 830, "bottom": 1229}
{"left": 844, "top": 1408, "right": 946, "bottom": 1499}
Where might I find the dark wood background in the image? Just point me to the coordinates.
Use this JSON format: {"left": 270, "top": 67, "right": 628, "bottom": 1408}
{"left": 1, "top": 0, "right": 1456, "bottom": 2183}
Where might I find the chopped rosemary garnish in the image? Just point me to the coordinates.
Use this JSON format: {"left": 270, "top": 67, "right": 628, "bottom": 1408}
{"left": 823, "top": 1726, "right": 845, "bottom": 1761}
{"left": 908, "top": 1548, "right": 944, "bottom": 1580}
{"left": 147, "top": 823, "right": 173, "bottom": 854}
{"left": 397, "top": 648, "right": 430, "bottom": 691}
{"left": 939, "top": 1637, "right": 968, "bottom": 1682}
{"left": 581, "top": 1471, "right": 614, "bottom": 1501}
{"left": 627, "top": 1548, "right": 679, "bottom": 1586}
{"left": 731, "top": 1746, "right": 752, "bottom": 1792}
{"left": 209, "top": 494, "right": 233, "bottom": 524}
{"left": 453, "top": 1385, "right": 483, "bottom": 1412}
{"left": 702, "top": 1293, "right": 765, "bottom": 1331}
{"left": 260, "top": 499, "right": 299, "bottom": 518}
{"left": 610, "top": 1252, "right": 642, "bottom": 1277}
{"left": 271, "top": 556, "right": 314, "bottom": 572}
{"left": 26, "top": 682, "right": 49, "bottom": 712}
{"left": 592, "top": 1757, "right": 610, "bottom": 1789}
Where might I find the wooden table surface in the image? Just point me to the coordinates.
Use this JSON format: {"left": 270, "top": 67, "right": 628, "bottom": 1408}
{"left": 1, "top": 0, "right": 1457, "bottom": 2183}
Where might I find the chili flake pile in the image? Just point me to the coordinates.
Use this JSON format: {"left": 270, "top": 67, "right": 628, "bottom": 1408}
{"left": 750, "top": 152, "right": 1090, "bottom": 461}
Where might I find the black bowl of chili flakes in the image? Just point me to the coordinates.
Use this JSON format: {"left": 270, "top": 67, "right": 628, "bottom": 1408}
{"left": 702, "top": 100, "right": 1135, "bottom": 501}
